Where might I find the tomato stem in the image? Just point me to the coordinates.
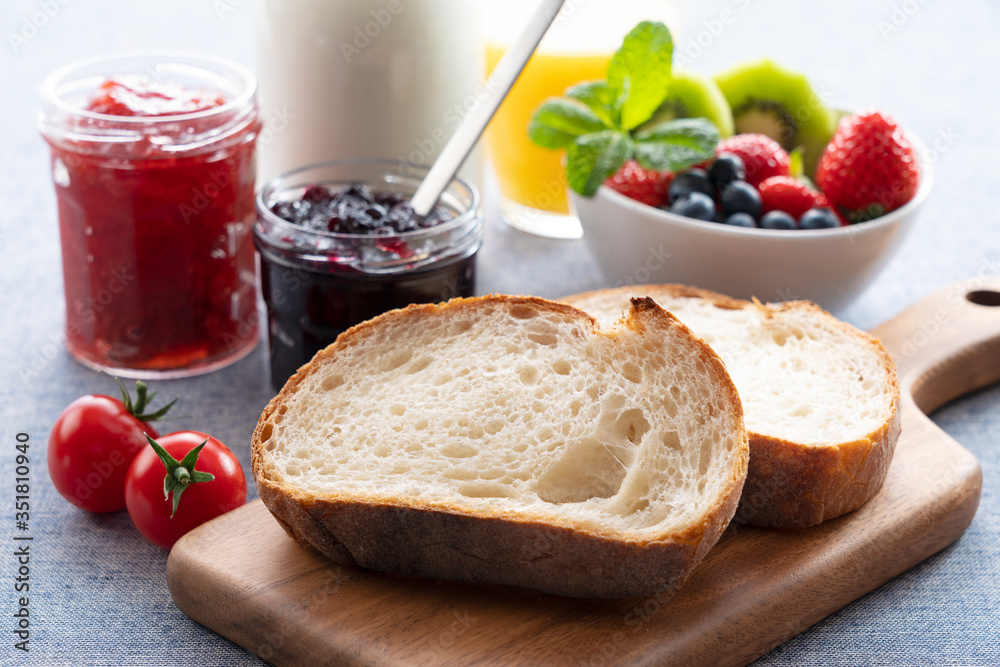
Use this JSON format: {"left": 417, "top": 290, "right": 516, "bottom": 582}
{"left": 144, "top": 435, "right": 216, "bottom": 517}
{"left": 174, "top": 466, "right": 191, "bottom": 485}
{"left": 135, "top": 381, "right": 150, "bottom": 413}
{"left": 116, "top": 378, "right": 179, "bottom": 424}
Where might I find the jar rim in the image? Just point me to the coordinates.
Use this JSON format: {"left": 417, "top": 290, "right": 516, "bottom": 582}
{"left": 39, "top": 50, "right": 257, "bottom": 125}
{"left": 254, "top": 158, "right": 482, "bottom": 243}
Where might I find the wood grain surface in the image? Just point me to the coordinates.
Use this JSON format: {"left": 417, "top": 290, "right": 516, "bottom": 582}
{"left": 167, "top": 277, "right": 1000, "bottom": 667}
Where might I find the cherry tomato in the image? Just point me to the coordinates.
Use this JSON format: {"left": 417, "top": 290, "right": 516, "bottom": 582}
{"left": 48, "top": 382, "right": 174, "bottom": 513}
{"left": 125, "top": 430, "right": 247, "bottom": 550}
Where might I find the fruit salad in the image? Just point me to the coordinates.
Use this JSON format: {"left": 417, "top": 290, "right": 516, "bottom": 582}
{"left": 529, "top": 24, "right": 921, "bottom": 231}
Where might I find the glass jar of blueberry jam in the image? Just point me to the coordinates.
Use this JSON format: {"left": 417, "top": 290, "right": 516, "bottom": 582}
{"left": 39, "top": 52, "right": 260, "bottom": 377}
{"left": 254, "top": 160, "right": 484, "bottom": 389}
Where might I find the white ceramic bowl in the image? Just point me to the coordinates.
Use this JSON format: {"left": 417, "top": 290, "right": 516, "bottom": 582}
{"left": 570, "top": 135, "right": 932, "bottom": 313}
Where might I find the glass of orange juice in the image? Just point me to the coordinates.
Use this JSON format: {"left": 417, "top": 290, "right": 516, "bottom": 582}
{"left": 484, "top": 0, "right": 690, "bottom": 239}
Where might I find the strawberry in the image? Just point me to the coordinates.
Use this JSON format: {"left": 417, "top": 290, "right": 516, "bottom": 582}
{"left": 758, "top": 176, "right": 832, "bottom": 221}
{"left": 815, "top": 110, "right": 920, "bottom": 223}
{"left": 604, "top": 160, "right": 673, "bottom": 208}
{"left": 715, "top": 134, "right": 791, "bottom": 187}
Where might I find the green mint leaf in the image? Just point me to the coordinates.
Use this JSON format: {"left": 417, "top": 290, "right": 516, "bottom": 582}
{"left": 633, "top": 118, "right": 719, "bottom": 171}
{"left": 566, "top": 130, "right": 632, "bottom": 196}
{"left": 564, "top": 81, "right": 618, "bottom": 128}
{"left": 528, "top": 98, "right": 609, "bottom": 150}
{"left": 606, "top": 21, "right": 674, "bottom": 131}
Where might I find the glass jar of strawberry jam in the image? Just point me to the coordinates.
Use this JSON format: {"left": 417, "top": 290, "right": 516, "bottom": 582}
{"left": 39, "top": 52, "right": 260, "bottom": 377}
{"left": 254, "top": 160, "right": 484, "bottom": 390}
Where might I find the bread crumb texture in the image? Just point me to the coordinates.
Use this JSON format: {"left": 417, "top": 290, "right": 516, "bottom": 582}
{"left": 573, "top": 292, "right": 893, "bottom": 445}
{"left": 256, "top": 298, "right": 744, "bottom": 539}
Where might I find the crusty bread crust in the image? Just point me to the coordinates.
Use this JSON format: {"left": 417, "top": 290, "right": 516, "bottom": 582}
{"left": 563, "top": 285, "right": 901, "bottom": 529}
{"left": 252, "top": 295, "right": 749, "bottom": 598}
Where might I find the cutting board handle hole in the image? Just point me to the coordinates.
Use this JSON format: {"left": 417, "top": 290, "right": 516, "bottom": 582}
{"left": 966, "top": 290, "right": 1000, "bottom": 307}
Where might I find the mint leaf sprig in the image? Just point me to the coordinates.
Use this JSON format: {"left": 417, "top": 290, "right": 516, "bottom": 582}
{"left": 528, "top": 21, "right": 720, "bottom": 197}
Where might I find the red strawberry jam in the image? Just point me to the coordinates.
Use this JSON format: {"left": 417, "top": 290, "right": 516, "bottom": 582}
{"left": 40, "top": 55, "right": 260, "bottom": 376}
{"left": 85, "top": 78, "right": 227, "bottom": 117}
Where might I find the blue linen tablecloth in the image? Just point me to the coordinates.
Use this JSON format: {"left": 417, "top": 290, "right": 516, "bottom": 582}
{"left": 1, "top": 0, "right": 997, "bottom": 664}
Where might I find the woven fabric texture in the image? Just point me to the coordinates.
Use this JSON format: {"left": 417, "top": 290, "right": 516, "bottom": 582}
{"left": 1, "top": 0, "right": 997, "bottom": 665}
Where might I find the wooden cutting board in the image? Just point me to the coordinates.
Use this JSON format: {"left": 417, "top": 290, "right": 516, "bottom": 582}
{"left": 167, "top": 277, "right": 1000, "bottom": 667}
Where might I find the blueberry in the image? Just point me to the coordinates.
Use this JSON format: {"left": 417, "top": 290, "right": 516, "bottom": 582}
{"left": 760, "top": 210, "right": 797, "bottom": 230}
{"left": 386, "top": 207, "right": 418, "bottom": 232}
{"left": 269, "top": 201, "right": 296, "bottom": 221}
{"left": 668, "top": 168, "right": 713, "bottom": 203}
{"left": 289, "top": 199, "right": 313, "bottom": 224}
{"left": 301, "top": 185, "right": 332, "bottom": 203}
{"left": 343, "top": 184, "right": 373, "bottom": 201}
{"left": 669, "top": 192, "right": 716, "bottom": 221}
{"left": 724, "top": 212, "right": 757, "bottom": 228}
{"left": 709, "top": 153, "right": 746, "bottom": 188}
{"left": 799, "top": 207, "right": 841, "bottom": 229}
{"left": 720, "top": 181, "right": 762, "bottom": 218}
{"left": 375, "top": 192, "right": 406, "bottom": 207}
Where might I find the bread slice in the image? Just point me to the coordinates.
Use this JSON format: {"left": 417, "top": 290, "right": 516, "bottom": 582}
{"left": 562, "top": 285, "right": 900, "bottom": 529}
{"left": 252, "top": 295, "right": 748, "bottom": 598}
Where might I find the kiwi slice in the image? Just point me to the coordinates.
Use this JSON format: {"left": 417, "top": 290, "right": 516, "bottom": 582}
{"left": 640, "top": 70, "right": 735, "bottom": 138}
{"left": 714, "top": 59, "right": 836, "bottom": 176}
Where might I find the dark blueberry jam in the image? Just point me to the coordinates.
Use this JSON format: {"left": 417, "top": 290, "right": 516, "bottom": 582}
{"left": 255, "top": 177, "right": 482, "bottom": 390}
{"left": 257, "top": 248, "right": 476, "bottom": 389}
{"left": 268, "top": 183, "right": 454, "bottom": 235}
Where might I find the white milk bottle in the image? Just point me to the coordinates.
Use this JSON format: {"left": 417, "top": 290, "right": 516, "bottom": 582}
{"left": 257, "top": 0, "right": 482, "bottom": 186}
